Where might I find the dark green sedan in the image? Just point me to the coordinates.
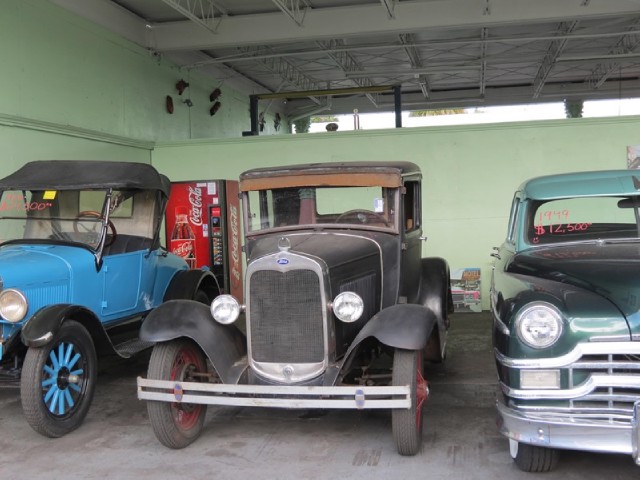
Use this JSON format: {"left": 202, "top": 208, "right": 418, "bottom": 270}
{"left": 491, "top": 170, "right": 640, "bottom": 472}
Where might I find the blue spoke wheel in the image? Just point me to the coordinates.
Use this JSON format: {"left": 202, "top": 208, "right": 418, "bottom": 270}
{"left": 20, "top": 320, "right": 97, "bottom": 437}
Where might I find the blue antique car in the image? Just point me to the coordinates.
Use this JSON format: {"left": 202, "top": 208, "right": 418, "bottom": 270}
{"left": 0, "top": 160, "right": 218, "bottom": 437}
{"left": 491, "top": 170, "right": 640, "bottom": 472}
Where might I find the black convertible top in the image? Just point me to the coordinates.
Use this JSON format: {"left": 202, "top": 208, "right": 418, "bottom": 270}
{"left": 0, "top": 160, "right": 170, "bottom": 196}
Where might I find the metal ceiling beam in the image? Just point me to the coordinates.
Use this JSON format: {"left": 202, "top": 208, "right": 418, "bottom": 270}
{"left": 160, "top": 0, "right": 222, "bottom": 35}
{"left": 479, "top": 28, "right": 488, "bottom": 96}
{"left": 532, "top": 21, "right": 579, "bottom": 98}
{"left": 189, "top": 29, "right": 640, "bottom": 66}
{"left": 586, "top": 18, "right": 640, "bottom": 88}
{"left": 272, "top": 0, "right": 307, "bottom": 26}
{"left": 380, "top": 0, "right": 396, "bottom": 19}
{"left": 256, "top": 85, "right": 393, "bottom": 100}
{"left": 144, "top": 0, "right": 640, "bottom": 51}
{"left": 399, "top": 33, "right": 430, "bottom": 98}
{"left": 317, "top": 39, "right": 380, "bottom": 107}
{"left": 240, "top": 47, "right": 324, "bottom": 103}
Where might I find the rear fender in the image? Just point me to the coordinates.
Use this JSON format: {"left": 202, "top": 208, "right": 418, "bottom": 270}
{"left": 163, "top": 269, "right": 221, "bottom": 302}
{"left": 418, "top": 256, "right": 453, "bottom": 360}
{"left": 139, "top": 300, "right": 247, "bottom": 384}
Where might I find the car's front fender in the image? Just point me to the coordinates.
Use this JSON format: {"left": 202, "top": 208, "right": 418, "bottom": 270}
{"left": 20, "top": 304, "right": 113, "bottom": 355}
{"left": 344, "top": 304, "right": 437, "bottom": 361}
{"left": 139, "top": 300, "right": 247, "bottom": 384}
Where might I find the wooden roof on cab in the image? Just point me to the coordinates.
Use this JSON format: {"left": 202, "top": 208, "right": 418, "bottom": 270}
{"left": 239, "top": 162, "right": 421, "bottom": 191}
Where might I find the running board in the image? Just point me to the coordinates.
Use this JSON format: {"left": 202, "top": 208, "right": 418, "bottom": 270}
{"left": 114, "top": 339, "right": 154, "bottom": 358}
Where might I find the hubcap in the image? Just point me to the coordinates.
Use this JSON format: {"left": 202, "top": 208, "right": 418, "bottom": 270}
{"left": 170, "top": 348, "right": 204, "bottom": 429}
{"left": 41, "top": 342, "right": 84, "bottom": 416}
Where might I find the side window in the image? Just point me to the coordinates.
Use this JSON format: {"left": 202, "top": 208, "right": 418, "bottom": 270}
{"left": 506, "top": 194, "right": 521, "bottom": 244}
{"left": 403, "top": 181, "right": 421, "bottom": 232}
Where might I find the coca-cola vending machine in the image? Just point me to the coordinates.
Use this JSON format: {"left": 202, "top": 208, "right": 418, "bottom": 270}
{"left": 165, "top": 180, "right": 242, "bottom": 300}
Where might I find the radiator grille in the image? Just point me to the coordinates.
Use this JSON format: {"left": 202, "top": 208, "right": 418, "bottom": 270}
{"left": 568, "top": 353, "right": 640, "bottom": 421}
{"left": 249, "top": 269, "right": 324, "bottom": 364}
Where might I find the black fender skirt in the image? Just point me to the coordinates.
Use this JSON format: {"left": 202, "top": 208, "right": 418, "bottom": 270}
{"left": 139, "top": 300, "right": 246, "bottom": 384}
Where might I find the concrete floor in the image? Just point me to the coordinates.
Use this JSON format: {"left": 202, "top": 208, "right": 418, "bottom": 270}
{"left": 0, "top": 313, "right": 637, "bottom": 480}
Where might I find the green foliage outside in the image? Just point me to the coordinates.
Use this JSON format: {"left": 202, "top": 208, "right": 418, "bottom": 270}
{"left": 311, "top": 115, "right": 338, "bottom": 123}
{"left": 409, "top": 108, "right": 465, "bottom": 117}
{"left": 293, "top": 117, "right": 311, "bottom": 133}
{"left": 564, "top": 99, "right": 584, "bottom": 118}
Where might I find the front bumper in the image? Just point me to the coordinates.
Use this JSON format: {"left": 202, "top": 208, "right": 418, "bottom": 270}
{"left": 497, "top": 392, "right": 640, "bottom": 465}
{"left": 137, "top": 377, "right": 411, "bottom": 410}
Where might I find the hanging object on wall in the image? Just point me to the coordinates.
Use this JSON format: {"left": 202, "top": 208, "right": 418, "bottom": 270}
{"left": 165, "top": 95, "right": 174, "bottom": 114}
{"left": 183, "top": 98, "right": 194, "bottom": 107}
{"left": 175, "top": 79, "right": 189, "bottom": 95}
{"left": 258, "top": 112, "right": 266, "bottom": 132}
{"left": 274, "top": 113, "right": 281, "bottom": 131}
{"left": 210, "top": 101, "right": 222, "bottom": 116}
{"left": 209, "top": 88, "right": 221, "bottom": 102}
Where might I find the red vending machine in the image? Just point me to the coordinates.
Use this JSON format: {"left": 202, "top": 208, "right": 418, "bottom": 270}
{"left": 165, "top": 180, "right": 243, "bottom": 300}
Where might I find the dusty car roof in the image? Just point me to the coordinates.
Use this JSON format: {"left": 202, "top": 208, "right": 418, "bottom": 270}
{"left": 0, "top": 160, "right": 171, "bottom": 196}
{"left": 519, "top": 170, "right": 640, "bottom": 200}
{"left": 239, "top": 161, "right": 420, "bottom": 191}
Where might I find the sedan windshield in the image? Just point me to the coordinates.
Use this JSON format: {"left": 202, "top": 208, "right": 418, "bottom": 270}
{"left": 528, "top": 196, "right": 640, "bottom": 245}
{"left": 245, "top": 185, "right": 397, "bottom": 233}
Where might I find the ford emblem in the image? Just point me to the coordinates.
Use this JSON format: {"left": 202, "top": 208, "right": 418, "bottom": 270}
{"left": 277, "top": 258, "right": 289, "bottom": 265}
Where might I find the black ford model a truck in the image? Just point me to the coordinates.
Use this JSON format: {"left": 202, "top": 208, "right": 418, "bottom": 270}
{"left": 137, "top": 161, "right": 453, "bottom": 455}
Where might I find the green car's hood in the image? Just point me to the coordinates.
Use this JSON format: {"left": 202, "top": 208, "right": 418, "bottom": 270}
{"left": 508, "top": 241, "right": 640, "bottom": 335}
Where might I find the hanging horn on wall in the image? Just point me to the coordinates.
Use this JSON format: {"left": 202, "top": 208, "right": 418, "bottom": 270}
{"left": 209, "top": 88, "right": 222, "bottom": 102}
{"left": 210, "top": 101, "right": 222, "bottom": 116}
{"left": 175, "top": 79, "right": 189, "bottom": 95}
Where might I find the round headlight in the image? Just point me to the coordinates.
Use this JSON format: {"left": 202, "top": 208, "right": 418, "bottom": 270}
{"left": 210, "top": 295, "right": 241, "bottom": 325}
{"left": 515, "top": 302, "right": 563, "bottom": 349}
{"left": 0, "top": 288, "right": 28, "bottom": 323}
{"left": 332, "top": 292, "right": 364, "bottom": 323}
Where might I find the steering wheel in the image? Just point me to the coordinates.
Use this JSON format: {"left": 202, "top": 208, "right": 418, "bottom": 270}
{"left": 335, "top": 209, "right": 390, "bottom": 227}
{"left": 73, "top": 210, "right": 117, "bottom": 247}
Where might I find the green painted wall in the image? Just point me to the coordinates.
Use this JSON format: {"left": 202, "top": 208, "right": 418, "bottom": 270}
{"left": 0, "top": 0, "right": 281, "bottom": 148}
{"left": 152, "top": 116, "right": 640, "bottom": 309}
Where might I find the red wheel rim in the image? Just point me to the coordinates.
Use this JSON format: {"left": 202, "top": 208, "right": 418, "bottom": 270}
{"left": 415, "top": 353, "right": 428, "bottom": 429}
{"left": 170, "top": 347, "right": 204, "bottom": 430}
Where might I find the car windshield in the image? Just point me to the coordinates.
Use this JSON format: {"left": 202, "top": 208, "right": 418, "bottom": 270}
{"left": 245, "top": 185, "right": 397, "bottom": 233}
{"left": 0, "top": 188, "right": 145, "bottom": 250}
{"left": 527, "top": 196, "right": 640, "bottom": 245}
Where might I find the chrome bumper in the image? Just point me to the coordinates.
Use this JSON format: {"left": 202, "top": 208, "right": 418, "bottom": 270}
{"left": 497, "top": 395, "right": 640, "bottom": 465}
{"left": 137, "top": 377, "right": 411, "bottom": 410}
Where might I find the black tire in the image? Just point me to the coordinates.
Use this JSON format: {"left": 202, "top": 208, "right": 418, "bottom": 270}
{"left": 147, "top": 339, "right": 208, "bottom": 449}
{"left": 20, "top": 320, "right": 97, "bottom": 438}
{"left": 510, "top": 440, "right": 559, "bottom": 472}
{"left": 392, "top": 348, "right": 427, "bottom": 456}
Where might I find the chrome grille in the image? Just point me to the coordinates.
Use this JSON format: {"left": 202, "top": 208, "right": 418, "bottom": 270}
{"left": 568, "top": 353, "right": 640, "bottom": 421}
{"left": 249, "top": 269, "right": 324, "bottom": 364}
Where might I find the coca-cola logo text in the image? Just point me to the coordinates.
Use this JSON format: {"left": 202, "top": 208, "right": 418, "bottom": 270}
{"left": 171, "top": 240, "right": 193, "bottom": 257}
{"left": 188, "top": 186, "right": 203, "bottom": 226}
{"left": 229, "top": 204, "right": 241, "bottom": 284}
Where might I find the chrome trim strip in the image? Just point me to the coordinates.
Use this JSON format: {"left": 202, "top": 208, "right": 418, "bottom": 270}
{"left": 495, "top": 342, "right": 640, "bottom": 369}
{"left": 633, "top": 401, "right": 640, "bottom": 465}
{"left": 137, "top": 377, "right": 411, "bottom": 410}
{"left": 496, "top": 396, "right": 634, "bottom": 457}
{"left": 500, "top": 374, "right": 640, "bottom": 399}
